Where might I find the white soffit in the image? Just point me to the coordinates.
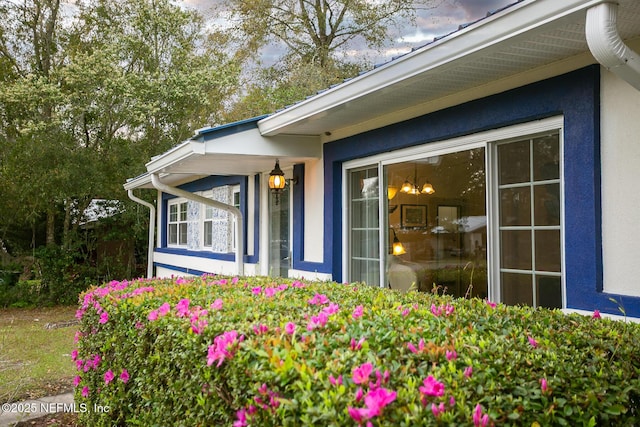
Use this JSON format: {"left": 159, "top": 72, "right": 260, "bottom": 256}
{"left": 258, "top": 0, "right": 640, "bottom": 137}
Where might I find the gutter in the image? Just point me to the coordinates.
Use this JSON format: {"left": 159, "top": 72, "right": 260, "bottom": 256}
{"left": 127, "top": 190, "right": 156, "bottom": 279}
{"left": 586, "top": 2, "right": 640, "bottom": 91}
{"left": 150, "top": 173, "right": 244, "bottom": 276}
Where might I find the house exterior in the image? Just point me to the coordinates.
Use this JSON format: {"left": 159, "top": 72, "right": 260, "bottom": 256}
{"left": 124, "top": 0, "right": 640, "bottom": 318}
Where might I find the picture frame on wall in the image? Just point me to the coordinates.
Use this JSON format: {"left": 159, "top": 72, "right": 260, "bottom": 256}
{"left": 401, "top": 204, "right": 427, "bottom": 228}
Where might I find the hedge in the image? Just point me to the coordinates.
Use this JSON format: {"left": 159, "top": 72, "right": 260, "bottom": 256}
{"left": 73, "top": 276, "right": 640, "bottom": 426}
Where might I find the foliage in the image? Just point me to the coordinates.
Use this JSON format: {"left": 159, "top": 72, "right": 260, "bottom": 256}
{"left": 0, "top": 0, "right": 240, "bottom": 257}
{"left": 74, "top": 276, "right": 640, "bottom": 426}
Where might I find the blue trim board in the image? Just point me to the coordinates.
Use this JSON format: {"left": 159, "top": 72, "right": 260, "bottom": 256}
{"left": 154, "top": 263, "right": 212, "bottom": 277}
{"left": 323, "top": 65, "right": 640, "bottom": 316}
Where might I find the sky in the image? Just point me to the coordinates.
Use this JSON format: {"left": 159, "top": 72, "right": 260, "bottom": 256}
{"left": 181, "top": 0, "right": 516, "bottom": 64}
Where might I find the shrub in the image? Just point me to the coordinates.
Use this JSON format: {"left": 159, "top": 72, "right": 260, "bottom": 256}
{"left": 73, "top": 276, "right": 640, "bottom": 426}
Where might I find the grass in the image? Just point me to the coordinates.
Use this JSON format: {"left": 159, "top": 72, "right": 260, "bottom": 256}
{"left": 0, "top": 306, "right": 77, "bottom": 404}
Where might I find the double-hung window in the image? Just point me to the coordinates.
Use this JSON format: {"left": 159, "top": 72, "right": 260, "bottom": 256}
{"left": 168, "top": 201, "right": 188, "bottom": 246}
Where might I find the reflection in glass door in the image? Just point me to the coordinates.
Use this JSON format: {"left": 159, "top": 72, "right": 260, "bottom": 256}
{"left": 269, "top": 185, "right": 290, "bottom": 277}
{"left": 384, "top": 149, "right": 487, "bottom": 297}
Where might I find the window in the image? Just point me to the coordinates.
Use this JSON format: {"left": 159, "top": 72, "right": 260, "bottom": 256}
{"left": 496, "top": 134, "right": 562, "bottom": 308}
{"left": 202, "top": 185, "right": 240, "bottom": 253}
{"left": 168, "top": 201, "right": 188, "bottom": 246}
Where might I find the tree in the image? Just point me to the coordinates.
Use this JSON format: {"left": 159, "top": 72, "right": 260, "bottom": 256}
{"left": 221, "top": 0, "right": 443, "bottom": 68}
{"left": 0, "top": 0, "right": 241, "bottom": 289}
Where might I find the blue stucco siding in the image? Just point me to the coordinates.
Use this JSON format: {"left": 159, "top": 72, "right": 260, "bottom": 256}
{"left": 322, "top": 65, "right": 637, "bottom": 315}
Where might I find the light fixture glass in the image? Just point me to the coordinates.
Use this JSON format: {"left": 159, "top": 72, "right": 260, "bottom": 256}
{"left": 387, "top": 185, "right": 398, "bottom": 200}
{"left": 421, "top": 182, "right": 435, "bottom": 194}
{"left": 268, "top": 160, "right": 286, "bottom": 190}
{"left": 400, "top": 180, "right": 413, "bottom": 193}
{"left": 391, "top": 228, "right": 406, "bottom": 255}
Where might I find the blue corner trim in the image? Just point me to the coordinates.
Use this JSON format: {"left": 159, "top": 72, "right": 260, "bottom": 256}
{"left": 191, "top": 115, "right": 269, "bottom": 141}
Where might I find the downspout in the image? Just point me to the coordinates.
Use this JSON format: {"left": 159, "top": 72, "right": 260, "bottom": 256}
{"left": 150, "top": 173, "right": 244, "bottom": 276}
{"left": 586, "top": 2, "right": 640, "bottom": 91}
{"left": 127, "top": 190, "right": 156, "bottom": 279}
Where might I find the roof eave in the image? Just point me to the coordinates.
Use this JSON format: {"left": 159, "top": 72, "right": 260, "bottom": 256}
{"left": 257, "top": 0, "right": 606, "bottom": 137}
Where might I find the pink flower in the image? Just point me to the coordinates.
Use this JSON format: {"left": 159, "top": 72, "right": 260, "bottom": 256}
{"left": 147, "top": 310, "right": 159, "bottom": 321}
{"left": 285, "top": 322, "right": 296, "bottom": 335}
{"left": 322, "top": 302, "right": 340, "bottom": 315}
{"left": 158, "top": 302, "right": 171, "bottom": 316}
{"left": 355, "top": 387, "right": 364, "bottom": 402}
{"left": 104, "top": 369, "right": 115, "bottom": 384}
{"left": 92, "top": 354, "right": 101, "bottom": 369}
{"left": 73, "top": 375, "right": 82, "bottom": 387}
{"left": 308, "top": 293, "right": 329, "bottom": 305}
{"left": 120, "top": 369, "right": 130, "bottom": 383}
{"left": 528, "top": 336, "right": 538, "bottom": 348}
{"left": 464, "top": 366, "right": 473, "bottom": 378}
{"left": 446, "top": 350, "right": 457, "bottom": 361}
{"left": 486, "top": 300, "right": 497, "bottom": 309}
{"left": 419, "top": 375, "right": 445, "bottom": 397}
{"left": 431, "top": 402, "right": 446, "bottom": 417}
{"left": 207, "top": 330, "right": 244, "bottom": 367}
{"left": 251, "top": 286, "right": 262, "bottom": 295}
{"left": 593, "top": 309, "right": 601, "bottom": 319}
{"left": 352, "top": 362, "right": 374, "bottom": 385}
{"left": 211, "top": 299, "right": 224, "bottom": 310}
{"left": 329, "top": 374, "right": 343, "bottom": 386}
{"left": 99, "top": 311, "right": 109, "bottom": 324}
{"left": 473, "top": 404, "right": 490, "bottom": 427}
{"left": 176, "top": 299, "right": 190, "bottom": 317}
{"left": 71, "top": 349, "right": 78, "bottom": 361}
{"left": 253, "top": 323, "right": 269, "bottom": 335}
{"left": 351, "top": 336, "right": 366, "bottom": 351}
{"left": 306, "top": 311, "right": 329, "bottom": 331}
{"left": 81, "top": 386, "right": 89, "bottom": 398}
{"left": 352, "top": 305, "right": 364, "bottom": 319}
{"left": 264, "top": 287, "right": 277, "bottom": 297}
{"left": 540, "top": 377, "right": 548, "bottom": 393}
{"left": 348, "top": 406, "right": 368, "bottom": 424}
{"left": 348, "top": 388, "right": 396, "bottom": 422}
{"left": 407, "top": 338, "right": 426, "bottom": 354}
{"left": 363, "top": 387, "right": 396, "bottom": 417}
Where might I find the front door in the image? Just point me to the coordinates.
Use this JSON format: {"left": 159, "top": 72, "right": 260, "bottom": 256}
{"left": 269, "top": 185, "right": 291, "bottom": 277}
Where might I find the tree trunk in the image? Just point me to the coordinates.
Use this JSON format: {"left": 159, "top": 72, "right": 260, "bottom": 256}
{"left": 46, "top": 207, "right": 56, "bottom": 247}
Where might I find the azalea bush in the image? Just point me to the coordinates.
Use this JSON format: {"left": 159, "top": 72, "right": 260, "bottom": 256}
{"left": 73, "top": 276, "right": 640, "bottom": 426}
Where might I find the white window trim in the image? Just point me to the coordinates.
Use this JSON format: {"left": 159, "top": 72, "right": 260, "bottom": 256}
{"left": 167, "top": 198, "right": 188, "bottom": 247}
{"left": 342, "top": 116, "right": 565, "bottom": 306}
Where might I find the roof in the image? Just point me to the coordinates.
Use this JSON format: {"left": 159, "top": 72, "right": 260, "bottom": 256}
{"left": 125, "top": 0, "right": 640, "bottom": 190}
{"left": 257, "top": 0, "right": 640, "bottom": 139}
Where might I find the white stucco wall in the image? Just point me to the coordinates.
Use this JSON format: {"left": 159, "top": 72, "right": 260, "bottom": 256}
{"left": 303, "top": 159, "right": 325, "bottom": 263}
{"left": 600, "top": 68, "right": 640, "bottom": 297}
{"left": 154, "top": 251, "right": 259, "bottom": 278}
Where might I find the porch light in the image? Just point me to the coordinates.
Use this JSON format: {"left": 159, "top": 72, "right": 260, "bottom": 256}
{"left": 421, "top": 182, "right": 435, "bottom": 194}
{"left": 268, "top": 160, "right": 286, "bottom": 190}
{"left": 391, "top": 228, "right": 406, "bottom": 256}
